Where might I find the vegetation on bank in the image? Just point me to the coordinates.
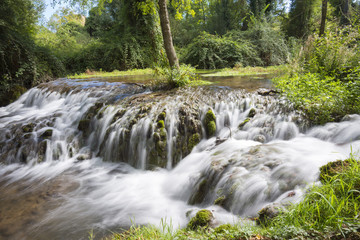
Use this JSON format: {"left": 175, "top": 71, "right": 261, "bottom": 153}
{"left": 102, "top": 155, "right": 360, "bottom": 240}
{"left": 68, "top": 69, "right": 153, "bottom": 79}
{"left": 202, "top": 65, "right": 287, "bottom": 77}
{"left": 274, "top": 27, "right": 360, "bottom": 125}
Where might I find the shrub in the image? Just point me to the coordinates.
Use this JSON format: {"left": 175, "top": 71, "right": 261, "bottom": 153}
{"left": 152, "top": 64, "right": 198, "bottom": 89}
{"left": 182, "top": 32, "right": 258, "bottom": 69}
{"left": 227, "top": 21, "right": 290, "bottom": 66}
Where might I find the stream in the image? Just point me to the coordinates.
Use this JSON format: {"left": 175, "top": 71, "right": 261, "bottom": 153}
{"left": 0, "top": 75, "right": 359, "bottom": 239}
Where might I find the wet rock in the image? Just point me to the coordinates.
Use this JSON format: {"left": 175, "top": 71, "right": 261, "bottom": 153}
{"left": 187, "top": 209, "right": 214, "bottom": 230}
{"left": 256, "top": 203, "right": 283, "bottom": 226}
{"left": 37, "top": 141, "right": 47, "bottom": 163}
{"left": 22, "top": 123, "right": 35, "bottom": 133}
{"left": 238, "top": 118, "right": 250, "bottom": 130}
{"left": 188, "top": 133, "right": 200, "bottom": 151}
{"left": 40, "top": 129, "right": 53, "bottom": 139}
{"left": 78, "top": 119, "right": 90, "bottom": 133}
{"left": 189, "top": 179, "right": 208, "bottom": 205}
{"left": 248, "top": 108, "right": 256, "bottom": 118}
{"left": 204, "top": 109, "right": 216, "bottom": 138}
{"left": 257, "top": 88, "right": 279, "bottom": 96}
{"left": 157, "top": 111, "right": 166, "bottom": 121}
{"left": 253, "top": 134, "right": 266, "bottom": 143}
{"left": 214, "top": 196, "right": 226, "bottom": 206}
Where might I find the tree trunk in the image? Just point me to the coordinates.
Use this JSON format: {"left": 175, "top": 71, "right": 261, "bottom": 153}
{"left": 319, "top": 0, "right": 328, "bottom": 36}
{"left": 158, "top": 0, "right": 179, "bottom": 68}
{"left": 340, "top": 0, "right": 350, "bottom": 25}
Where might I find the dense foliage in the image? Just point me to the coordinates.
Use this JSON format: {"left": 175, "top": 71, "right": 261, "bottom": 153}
{"left": 274, "top": 26, "right": 360, "bottom": 124}
{"left": 0, "top": 0, "right": 64, "bottom": 106}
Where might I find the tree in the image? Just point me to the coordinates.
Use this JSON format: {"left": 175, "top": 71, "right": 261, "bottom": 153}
{"left": 159, "top": 0, "right": 179, "bottom": 67}
{"left": 55, "top": 0, "right": 179, "bottom": 68}
{"left": 285, "top": 0, "right": 316, "bottom": 38}
{"left": 320, "top": 0, "right": 328, "bottom": 36}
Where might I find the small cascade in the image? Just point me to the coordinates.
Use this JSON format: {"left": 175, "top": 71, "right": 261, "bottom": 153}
{"left": 0, "top": 79, "right": 360, "bottom": 239}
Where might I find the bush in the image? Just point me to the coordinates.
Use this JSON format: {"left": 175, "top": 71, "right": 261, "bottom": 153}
{"left": 227, "top": 21, "right": 290, "bottom": 66}
{"left": 152, "top": 64, "right": 198, "bottom": 89}
{"left": 274, "top": 73, "right": 360, "bottom": 124}
{"left": 182, "top": 32, "right": 258, "bottom": 69}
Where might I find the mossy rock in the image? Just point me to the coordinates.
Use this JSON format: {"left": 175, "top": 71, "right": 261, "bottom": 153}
{"left": 248, "top": 108, "right": 256, "bottom": 118}
{"left": 40, "top": 129, "right": 53, "bottom": 139}
{"left": 187, "top": 209, "right": 214, "bottom": 230}
{"left": 157, "top": 111, "right": 166, "bottom": 121}
{"left": 319, "top": 159, "right": 351, "bottom": 184}
{"left": 188, "top": 133, "right": 201, "bottom": 151}
{"left": 204, "top": 109, "right": 216, "bottom": 138}
{"left": 238, "top": 118, "right": 250, "bottom": 130}
{"left": 22, "top": 123, "right": 35, "bottom": 133}
{"left": 78, "top": 119, "right": 90, "bottom": 132}
{"left": 256, "top": 203, "right": 282, "bottom": 226}
{"left": 214, "top": 224, "right": 232, "bottom": 234}
{"left": 214, "top": 195, "right": 226, "bottom": 206}
{"left": 189, "top": 179, "right": 208, "bottom": 205}
{"left": 157, "top": 120, "right": 165, "bottom": 129}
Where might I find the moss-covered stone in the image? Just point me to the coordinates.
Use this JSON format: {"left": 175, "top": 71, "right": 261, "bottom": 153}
{"left": 157, "top": 111, "right": 166, "bottom": 121}
{"left": 40, "top": 129, "right": 53, "bottom": 139}
{"left": 188, "top": 133, "right": 200, "bottom": 151}
{"left": 248, "top": 108, "right": 256, "bottom": 118}
{"left": 238, "top": 118, "right": 250, "bottom": 130}
{"left": 319, "top": 159, "right": 351, "bottom": 184}
{"left": 204, "top": 109, "right": 216, "bottom": 138}
{"left": 157, "top": 120, "right": 165, "bottom": 129}
{"left": 78, "top": 119, "right": 90, "bottom": 132}
{"left": 187, "top": 209, "right": 214, "bottom": 230}
{"left": 189, "top": 179, "right": 208, "bottom": 205}
{"left": 214, "top": 195, "right": 226, "bottom": 206}
{"left": 256, "top": 203, "right": 282, "bottom": 226}
{"left": 214, "top": 224, "right": 232, "bottom": 234}
{"left": 22, "top": 123, "right": 35, "bottom": 133}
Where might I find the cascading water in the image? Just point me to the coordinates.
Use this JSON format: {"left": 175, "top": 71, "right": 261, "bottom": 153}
{"left": 0, "top": 78, "right": 359, "bottom": 239}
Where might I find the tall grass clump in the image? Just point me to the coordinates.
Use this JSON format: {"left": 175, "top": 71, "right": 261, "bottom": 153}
{"left": 152, "top": 64, "right": 198, "bottom": 89}
{"left": 268, "top": 155, "right": 360, "bottom": 239}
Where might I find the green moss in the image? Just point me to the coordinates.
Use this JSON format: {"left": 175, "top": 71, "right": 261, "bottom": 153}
{"left": 319, "top": 159, "right": 351, "bottom": 184}
{"left": 188, "top": 133, "right": 201, "bottom": 151}
{"left": 214, "top": 195, "right": 226, "bottom": 206}
{"left": 157, "top": 120, "right": 165, "bottom": 129}
{"left": 238, "top": 118, "right": 250, "bottom": 130}
{"left": 205, "top": 109, "right": 216, "bottom": 123}
{"left": 159, "top": 128, "right": 167, "bottom": 141}
{"left": 187, "top": 209, "right": 214, "bottom": 230}
{"left": 248, "top": 108, "right": 256, "bottom": 118}
{"left": 40, "top": 129, "right": 53, "bottom": 139}
{"left": 214, "top": 224, "right": 232, "bottom": 234}
{"left": 157, "top": 111, "right": 166, "bottom": 121}
{"left": 204, "top": 109, "right": 216, "bottom": 137}
{"left": 22, "top": 123, "right": 35, "bottom": 133}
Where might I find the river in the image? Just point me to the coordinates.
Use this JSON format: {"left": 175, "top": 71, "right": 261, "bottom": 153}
{"left": 0, "top": 75, "right": 359, "bottom": 239}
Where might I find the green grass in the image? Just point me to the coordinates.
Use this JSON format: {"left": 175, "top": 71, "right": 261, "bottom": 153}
{"left": 202, "top": 65, "right": 288, "bottom": 77}
{"left": 103, "top": 155, "right": 360, "bottom": 240}
{"left": 67, "top": 69, "right": 154, "bottom": 79}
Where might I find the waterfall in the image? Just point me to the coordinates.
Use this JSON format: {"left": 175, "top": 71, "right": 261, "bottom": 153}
{"left": 0, "top": 79, "right": 359, "bottom": 239}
